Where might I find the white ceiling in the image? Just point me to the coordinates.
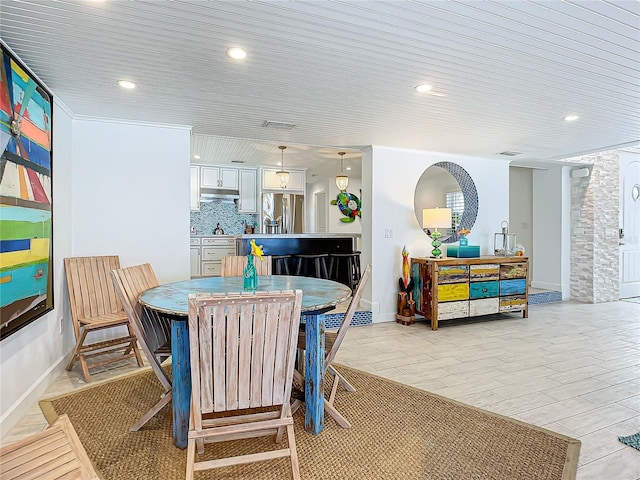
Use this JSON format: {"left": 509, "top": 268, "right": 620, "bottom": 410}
{"left": 1, "top": 0, "right": 638, "bottom": 179}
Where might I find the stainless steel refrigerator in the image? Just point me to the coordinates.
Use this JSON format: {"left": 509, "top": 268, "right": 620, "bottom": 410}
{"left": 262, "top": 193, "right": 304, "bottom": 234}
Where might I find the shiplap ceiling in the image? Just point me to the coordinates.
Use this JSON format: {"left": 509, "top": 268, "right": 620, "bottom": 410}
{"left": 1, "top": 0, "right": 639, "bottom": 179}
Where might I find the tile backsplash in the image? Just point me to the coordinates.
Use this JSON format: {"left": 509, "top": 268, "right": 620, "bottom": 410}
{"left": 190, "top": 202, "right": 258, "bottom": 235}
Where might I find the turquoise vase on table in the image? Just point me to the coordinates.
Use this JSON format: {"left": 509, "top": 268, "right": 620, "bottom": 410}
{"left": 459, "top": 234, "right": 468, "bottom": 246}
{"left": 243, "top": 255, "right": 258, "bottom": 291}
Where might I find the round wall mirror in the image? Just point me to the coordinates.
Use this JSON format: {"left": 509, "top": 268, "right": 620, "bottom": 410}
{"left": 414, "top": 162, "right": 479, "bottom": 243}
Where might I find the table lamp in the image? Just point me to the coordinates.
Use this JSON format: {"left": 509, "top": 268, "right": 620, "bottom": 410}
{"left": 423, "top": 208, "right": 452, "bottom": 258}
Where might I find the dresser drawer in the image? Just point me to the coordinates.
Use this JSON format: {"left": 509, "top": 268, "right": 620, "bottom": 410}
{"left": 190, "top": 238, "right": 201, "bottom": 246}
{"left": 438, "top": 300, "right": 469, "bottom": 320}
{"left": 500, "top": 263, "right": 527, "bottom": 279}
{"left": 201, "top": 262, "right": 222, "bottom": 276}
{"left": 499, "top": 294, "right": 527, "bottom": 312}
{"left": 500, "top": 278, "right": 526, "bottom": 295}
{"left": 437, "top": 265, "right": 469, "bottom": 284}
{"left": 470, "top": 264, "right": 500, "bottom": 281}
{"left": 202, "top": 246, "right": 235, "bottom": 261}
{"left": 469, "top": 281, "right": 499, "bottom": 299}
{"left": 469, "top": 298, "right": 499, "bottom": 316}
{"left": 438, "top": 283, "right": 469, "bottom": 302}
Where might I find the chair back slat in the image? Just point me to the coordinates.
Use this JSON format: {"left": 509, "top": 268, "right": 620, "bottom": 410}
{"left": 189, "top": 290, "right": 302, "bottom": 415}
{"left": 325, "top": 264, "right": 372, "bottom": 369}
{"left": 221, "top": 255, "right": 273, "bottom": 276}
{"left": 65, "top": 256, "right": 123, "bottom": 323}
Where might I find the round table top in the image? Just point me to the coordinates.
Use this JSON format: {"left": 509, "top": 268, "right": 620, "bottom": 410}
{"left": 138, "top": 275, "right": 352, "bottom": 316}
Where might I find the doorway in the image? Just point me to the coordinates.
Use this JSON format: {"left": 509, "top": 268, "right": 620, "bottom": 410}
{"left": 619, "top": 152, "right": 640, "bottom": 298}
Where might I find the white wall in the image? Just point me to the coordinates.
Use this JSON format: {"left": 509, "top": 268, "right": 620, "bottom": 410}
{"left": 1, "top": 115, "right": 192, "bottom": 437}
{"left": 71, "top": 118, "right": 191, "bottom": 283}
{"left": 509, "top": 167, "right": 533, "bottom": 258}
{"left": 532, "top": 165, "right": 567, "bottom": 293}
{"left": 366, "top": 146, "right": 510, "bottom": 323}
{"left": 0, "top": 101, "right": 75, "bottom": 436}
{"left": 306, "top": 177, "right": 363, "bottom": 234}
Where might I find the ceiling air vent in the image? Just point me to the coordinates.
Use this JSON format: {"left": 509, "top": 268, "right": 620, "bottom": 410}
{"left": 263, "top": 120, "right": 297, "bottom": 130}
{"left": 499, "top": 150, "right": 523, "bottom": 156}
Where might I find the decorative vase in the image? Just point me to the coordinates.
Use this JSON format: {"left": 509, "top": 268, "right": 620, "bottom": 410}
{"left": 243, "top": 254, "right": 258, "bottom": 290}
{"left": 459, "top": 234, "right": 468, "bottom": 246}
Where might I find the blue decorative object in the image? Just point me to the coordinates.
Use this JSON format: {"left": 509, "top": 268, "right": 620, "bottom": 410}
{"left": 459, "top": 234, "right": 469, "bottom": 246}
{"left": 243, "top": 255, "right": 258, "bottom": 290}
{"left": 446, "top": 245, "right": 480, "bottom": 258}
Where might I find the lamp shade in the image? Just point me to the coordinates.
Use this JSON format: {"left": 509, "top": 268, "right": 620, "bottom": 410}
{"left": 336, "top": 174, "right": 349, "bottom": 191}
{"left": 422, "top": 208, "right": 452, "bottom": 229}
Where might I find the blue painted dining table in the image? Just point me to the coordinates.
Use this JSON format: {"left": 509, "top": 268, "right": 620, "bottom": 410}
{"left": 138, "top": 274, "right": 352, "bottom": 449}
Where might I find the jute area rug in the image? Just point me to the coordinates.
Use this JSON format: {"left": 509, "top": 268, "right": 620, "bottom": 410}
{"left": 39, "top": 365, "right": 580, "bottom": 480}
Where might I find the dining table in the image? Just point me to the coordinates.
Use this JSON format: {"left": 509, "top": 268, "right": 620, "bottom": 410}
{"left": 138, "top": 274, "right": 352, "bottom": 449}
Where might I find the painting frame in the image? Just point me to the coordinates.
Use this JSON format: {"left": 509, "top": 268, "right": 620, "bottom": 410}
{"left": 0, "top": 41, "right": 54, "bottom": 340}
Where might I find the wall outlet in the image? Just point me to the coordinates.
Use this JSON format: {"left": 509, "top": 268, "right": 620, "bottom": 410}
{"left": 384, "top": 229, "right": 393, "bottom": 238}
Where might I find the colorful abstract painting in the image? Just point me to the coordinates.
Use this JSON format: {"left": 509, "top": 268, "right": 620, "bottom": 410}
{"left": 0, "top": 43, "right": 54, "bottom": 340}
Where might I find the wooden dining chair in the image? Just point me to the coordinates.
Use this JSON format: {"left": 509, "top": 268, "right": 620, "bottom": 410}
{"left": 220, "top": 255, "right": 272, "bottom": 276}
{"left": 110, "top": 263, "right": 172, "bottom": 431}
{"left": 186, "top": 289, "right": 303, "bottom": 480}
{"left": 0, "top": 414, "right": 100, "bottom": 480}
{"left": 293, "top": 264, "right": 371, "bottom": 428}
{"left": 64, "top": 255, "right": 144, "bottom": 383}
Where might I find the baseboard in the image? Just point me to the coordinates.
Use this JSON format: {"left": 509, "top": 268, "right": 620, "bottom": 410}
{"left": 0, "top": 352, "right": 71, "bottom": 439}
{"left": 530, "top": 280, "right": 562, "bottom": 292}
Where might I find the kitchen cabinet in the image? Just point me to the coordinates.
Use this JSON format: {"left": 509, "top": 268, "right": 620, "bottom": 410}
{"left": 200, "top": 166, "right": 238, "bottom": 189}
{"left": 191, "top": 236, "right": 236, "bottom": 277}
{"left": 411, "top": 256, "right": 528, "bottom": 330}
{"left": 238, "top": 168, "right": 258, "bottom": 214}
{"left": 189, "top": 166, "right": 200, "bottom": 211}
{"left": 190, "top": 238, "right": 201, "bottom": 277}
{"left": 261, "top": 167, "right": 305, "bottom": 192}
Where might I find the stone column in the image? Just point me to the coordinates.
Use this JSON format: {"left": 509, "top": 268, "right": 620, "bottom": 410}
{"left": 569, "top": 150, "right": 619, "bottom": 302}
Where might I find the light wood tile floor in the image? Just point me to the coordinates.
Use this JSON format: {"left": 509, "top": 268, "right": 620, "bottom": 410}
{"left": 4, "top": 300, "right": 640, "bottom": 479}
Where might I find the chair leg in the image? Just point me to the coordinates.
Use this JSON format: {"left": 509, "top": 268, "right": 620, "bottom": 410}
{"left": 286, "top": 415, "right": 301, "bottom": 480}
{"left": 127, "top": 324, "right": 145, "bottom": 367}
{"left": 290, "top": 399, "right": 302, "bottom": 416}
{"left": 328, "top": 365, "right": 356, "bottom": 393}
{"left": 71, "top": 328, "right": 92, "bottom": 382}
{"left": 129, "top": 391, "right": 172, "bottom": 432}
{"left": 79, "top": 356, "right": 91, "bottom": 384}
{"left": 324, "top": 398, "right": 351, "bottom": 428}
{"left": 185, "top": 437, "right": 196, "bottom": 480}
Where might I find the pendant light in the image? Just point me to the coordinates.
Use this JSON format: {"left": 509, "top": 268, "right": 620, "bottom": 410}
{"left": 335, "top": 151, "right": 349, "bottom": 191}
{"left": 276, "top": 145, "right": 290, "bottom": 188}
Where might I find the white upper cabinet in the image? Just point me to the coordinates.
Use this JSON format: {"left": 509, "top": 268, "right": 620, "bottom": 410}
{"left": 190, "top": 165, "right": 200, "bottom": 211}
{"left": 261, "top": 167, "right": 305, "bottom": 192}
{"left": 238, "top": 168, "right": 258, "bottom": 213}
{"left": 200, "top": 166, "right": 239, "bottom": 189}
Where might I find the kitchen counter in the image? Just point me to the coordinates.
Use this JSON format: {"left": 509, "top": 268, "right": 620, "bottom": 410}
{"left": 191, "top": 233, "right": 360, "bottom": 239}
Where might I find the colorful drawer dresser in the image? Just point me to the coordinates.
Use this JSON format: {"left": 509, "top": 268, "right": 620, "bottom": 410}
{"left": 411, "top": 256, "right": 529, "bottom": 330}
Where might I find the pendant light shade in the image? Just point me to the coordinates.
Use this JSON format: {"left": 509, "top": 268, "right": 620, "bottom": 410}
{"left": 335, "top": 151, "right": 349, "bottom": 191}
{"left": 276, "top": 145, "right": 290, "bottom": 188}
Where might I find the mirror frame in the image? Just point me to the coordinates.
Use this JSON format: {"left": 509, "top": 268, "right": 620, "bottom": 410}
{"left": 415, "top": 161, "right": 479, "bottom": 243}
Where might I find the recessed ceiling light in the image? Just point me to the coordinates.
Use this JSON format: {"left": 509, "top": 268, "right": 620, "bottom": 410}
{"left": 346, "top": 167, "right": 352, "bottom": 171}
{"left": 194, "top": 155, "right": 201, "bottom": 159}
{"left": 415, "top": 84, "right": 433, "bottom": 93}
{"left": 226, "top": 47, "right": 247, "bottom": 60}
{"left": 564, "top": 114, "right": 579, "bottom": 122}
{"left": 117, "top": 80, "right": 136, "bottom": 89}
